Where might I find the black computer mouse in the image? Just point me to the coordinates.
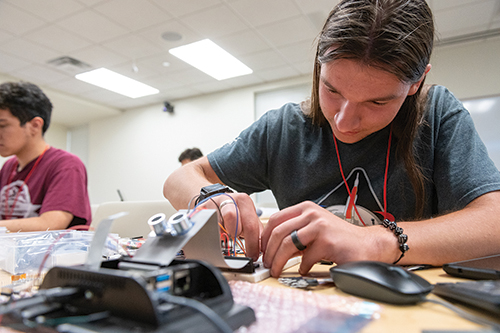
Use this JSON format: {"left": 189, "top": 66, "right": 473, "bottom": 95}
{"left": 329, "top": 261, "right": 433, "bottom": 305}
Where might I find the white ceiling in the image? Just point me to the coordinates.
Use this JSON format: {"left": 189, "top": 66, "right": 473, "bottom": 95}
{"left": 1, "top": 0, "right": 500, "bottom": 127}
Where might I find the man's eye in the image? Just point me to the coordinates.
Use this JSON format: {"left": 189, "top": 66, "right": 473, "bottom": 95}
{"left": 372, "top": 101, "right": 387, "bottom": 106}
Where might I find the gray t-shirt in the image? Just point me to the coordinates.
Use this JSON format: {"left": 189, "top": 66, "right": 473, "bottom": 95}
{"left": 208, "top": 85, "right": 500, "bottom": 223}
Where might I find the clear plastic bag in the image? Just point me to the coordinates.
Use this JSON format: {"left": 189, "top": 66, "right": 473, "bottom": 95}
{"left": 0, "top": 230, "right": 94, "bottom": 275}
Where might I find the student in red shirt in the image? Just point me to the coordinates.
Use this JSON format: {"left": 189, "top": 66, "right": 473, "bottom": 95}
{"left": 0, "top": 81, "right": 91, "bottom": 232}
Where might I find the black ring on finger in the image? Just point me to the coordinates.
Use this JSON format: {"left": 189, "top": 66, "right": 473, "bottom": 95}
{"left": 291, "top": 230, "right": 307, "bottom": 251}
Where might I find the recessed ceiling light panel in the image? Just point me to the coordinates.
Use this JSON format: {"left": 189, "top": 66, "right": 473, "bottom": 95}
{"left": 75, "top": 68, "right": 159, "bottom": 98}
{"left": 169, "top": 39, "right": 253, "bottom": 80}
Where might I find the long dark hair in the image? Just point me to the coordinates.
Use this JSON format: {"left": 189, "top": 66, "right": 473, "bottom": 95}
{"left": 307, "top": 0, "right": 434, "bottom": 217}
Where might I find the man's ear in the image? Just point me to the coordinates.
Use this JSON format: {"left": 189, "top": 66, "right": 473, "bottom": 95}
{"left": 408, "top": 64, "right": 432, "bottom": 96}
{"left": 27, "top": 117, "right": 45, "bottom": 136}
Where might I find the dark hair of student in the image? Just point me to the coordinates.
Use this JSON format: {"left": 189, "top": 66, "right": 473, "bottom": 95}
{"left": 305, "top": 0, "right": 434, "bottom": 218}
{"left": 178, "top": 148, "right": 204, "bottom": 163}
{"left": 0, "top": 81, "right": 52, "bottom": 134}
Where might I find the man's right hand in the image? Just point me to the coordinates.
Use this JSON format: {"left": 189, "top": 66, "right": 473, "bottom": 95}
{"left": 164, "top": 156, "right": 263, "bottom": 262}
{"left": 203, "top": 192, "right": 262, "bottom": 262}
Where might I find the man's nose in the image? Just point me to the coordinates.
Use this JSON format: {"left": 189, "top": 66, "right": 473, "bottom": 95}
{"left": 335, "top": 101, "right": 361, "bottom": 132}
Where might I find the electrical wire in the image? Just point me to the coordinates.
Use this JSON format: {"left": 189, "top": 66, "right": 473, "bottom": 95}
{"left": 425, "top": 298, "right": 500, "bottom": 332}
{"left": 160, "top": 294, "right": 233, "bottom": 333}
{"left": 195, "top": 193, "right": 240, "bottom": 256}
{"left": 0, "top": 287, "right": 80, "bottom": 317}
{"left": 187, "top": 194, "right": 200, "bottom": 215}
{"left": 220, "top": 232, "right": 230, "bottom": 254}
{"left": 213, "top": 198, "right": 246, "bottom": 256}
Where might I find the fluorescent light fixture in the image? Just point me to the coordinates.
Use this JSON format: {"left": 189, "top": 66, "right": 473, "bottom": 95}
{"left": 169, "top": 39, "right": 253, "bottom": 80}
{"left": 75, "top": 68, "right": 159, "bottom": 98}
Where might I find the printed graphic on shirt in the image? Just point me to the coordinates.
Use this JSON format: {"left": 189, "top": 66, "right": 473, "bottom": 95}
{"left": 0, "top": 180, "right": 41, "bottom": 219}
{"left": 315, "top": 167, "right": 394, "bottom": 226}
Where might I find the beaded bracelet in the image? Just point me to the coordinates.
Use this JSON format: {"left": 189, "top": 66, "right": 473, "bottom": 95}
{"left": 382, "top": 219, "right": 409, "bottom": 265}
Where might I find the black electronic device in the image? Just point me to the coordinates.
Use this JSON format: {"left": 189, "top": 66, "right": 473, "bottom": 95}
{"left": 443, "top": 254, "right": 500, "bottom": 280}
{"left": 1, "top": 209, "right": 256, "bottom": 333}
{"left": 1, "top": 259, "right": 255, "bottom": 333}
{"left": 433, "top": 280, "right": 500, "bottom": 316}
{"left": 196, "top": 183, "right": 233, "bottom": 204}
{"left": 329, "top": 261, "right": 433, "bottom": 305}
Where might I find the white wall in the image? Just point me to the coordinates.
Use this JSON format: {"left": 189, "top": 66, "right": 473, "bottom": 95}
{"left": 427, "top": 37, "right": 500, "bottom": 100}
{"left": 86, "top": 76, "right": 311, "bottom": 204}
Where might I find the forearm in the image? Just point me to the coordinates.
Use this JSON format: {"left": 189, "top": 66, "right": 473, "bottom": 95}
{"left": 163, "top": 157, "right": 222, "bottom": 209}
{"left": 0, "top": 210, "right": 73, "bottom": 232}
{"left": 397, "top": 191, "right": 500, "bottom": 265}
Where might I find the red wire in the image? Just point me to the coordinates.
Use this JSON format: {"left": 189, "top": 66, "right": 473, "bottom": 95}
{"left": 333, "top": 125, "right": 393, "bottom": 225}
{"left": 383, "top": 125, "right": 393, "bottom": 216}
{"left": 220, "top": 232, "right": 230, "bottom": 254}
{"left": 333, "top": 137, "right": 366, "bottom": 226}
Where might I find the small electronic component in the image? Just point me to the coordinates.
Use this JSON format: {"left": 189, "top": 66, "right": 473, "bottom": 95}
{"left": 148, "top": 212, "right": 193, "bottom": 237}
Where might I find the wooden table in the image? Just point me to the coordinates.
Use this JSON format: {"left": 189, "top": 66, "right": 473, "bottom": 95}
{"left": 1, "top": 263, "right": 499, "bottom": 332}
{"left": 259, "top": 263, "right": 500, "bottom": 333}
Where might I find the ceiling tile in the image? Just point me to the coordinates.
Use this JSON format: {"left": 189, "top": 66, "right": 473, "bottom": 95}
{"left": 24, "top": 25, "right": 92, "bottom": 54}
{"left": 292, "top": 61, "right": 314, "bottom": 76}
{"left": 229, "top": 0, "right": 301, "bottom": 27}
{"left": 165, "top": 67, "right": 214, "bottom": 86}
{"left": 137, "top": 54, "right": 188, "bottom": 75}
{"left": 276, "top": 40, "right": 317, "bottom": 65}
{"left": 14, "top": 64, "right": 70, "bottom": 85}
{"left": 150, "top": 0, "right": 222, "bottom": 18}
{"left": 93, "top": 0, "right": 170, "bottom": 31}
{"left": 239, "top": 49, "right": 287, "bottom": 71}
{"left": 56, "top": 10, "right": 128, "bottom": 43}
{"left": 256, "top": 16, "right": 318, "bottom": 47}
{"left": 293, "top": 0, "right": 340, "bottom": 14}
{"left": 108, "top": 61, "right": 161, "bottom": 81}
{"left": 78, "top": 87, "right": 128, "bottom": 105}
{"left": 256, "top": 65, "right": 301, "bottom": 83}
{"left": 100, "top": 34, "right": 164, "bottom": 59}
{"left": 434, "top": 1, "right": 498, "bottom": 39}
{"left": 141, "top": 74, "right": 187, "bottom": 91}
{"left": 223, "top": 73, "right": 264, "bottom": 88}
{"left": 0, "top": 38, "right": 59, "bottom": 63}
{"left": 160, "top": 86, "right": 203, "bottom": 101}
{"left": 0, "top": 52, "right": 31, "bottom": 73}
{"left": 0, "top": 2, "right": 46, "bottom": 36}
{"left": 138, "top": 19, "right": 202, "bottom": 50}
{"left": 430, "top": 0, "right": 488, "bottom": 12}
{"left": 0, "top": 30, "right": 14, "bottom": 44}
{"left": 191, "top": 80, "right": 232, "bottom": 95}
{"left": 68, "top": 45, "right": 128, "bottom": 68}
{"left": 181, "top": 4, "right": 248, "bottom": 38}
{"left": 4, "top": 0, "right": 85, "bottom": 22}
{"left": 49, "top": 77, "right": 101, "bottom": 96}
{"left": 215, "top": 30, "right": 270, "bottom": 57}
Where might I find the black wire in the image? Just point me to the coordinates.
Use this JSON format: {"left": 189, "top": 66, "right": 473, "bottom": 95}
{"left": 425, "top": 298, "right": 500, "bottom": 332}
{"left": 160, "top": 294, "right": 233, "bottom": 333}
{"left": 0, "top": 287, "right": 79, "bottom": 316}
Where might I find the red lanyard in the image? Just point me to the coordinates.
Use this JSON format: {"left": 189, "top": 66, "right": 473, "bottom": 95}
{"left": 3, "top": 145, "right": 50, "bottom": 219}
{"left": 333, "top": 126, "right": 393, "bottom": 226}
